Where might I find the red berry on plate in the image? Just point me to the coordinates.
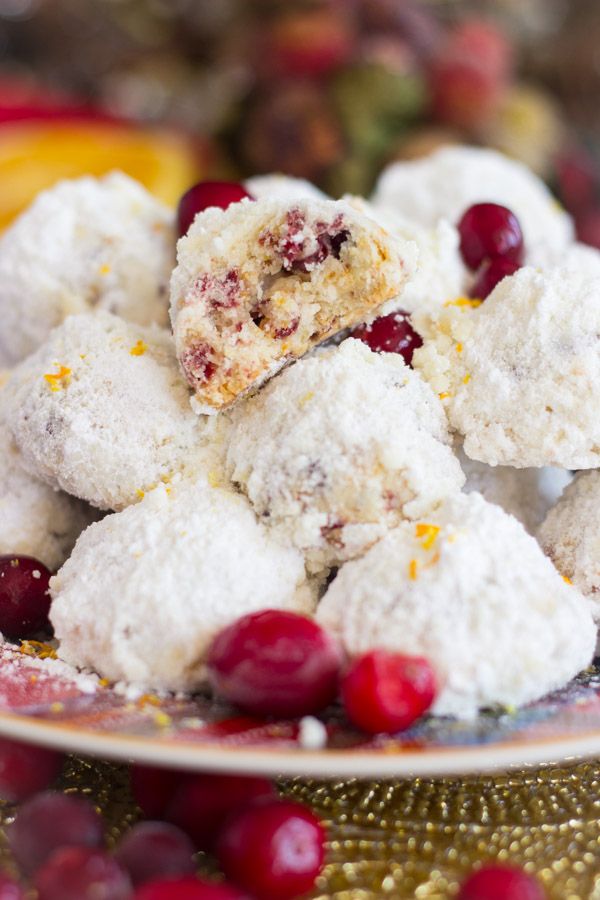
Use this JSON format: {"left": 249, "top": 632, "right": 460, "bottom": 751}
{"left": 0, "top": 738, "right": 62, "bottom": 803}
{"left": 427, "top": 58, "right": 504, "bottom": 131}
{"left": 341, "top": 650, "right": 436, "bottom": 734}
{"left": 130, "top": 764, "right": 184, "bottom": 819}
{"left": 471, "top": 257, "right": 520, "bottom": 300}
{"left": 458, "top": 864, "right": 545, "bottom": 900}
{"left": 115, "top": 821, "right": 195, "bottom": 886}
{"left": 34, "top": 847, "right": 131, "bottom": 900}
{"left": 8, "top": 790, "right": 104, "bottom": 875}
{"left": 166, "top": 773, "right": 274, "bottom": 851}
{"left": 177, "top": 182, "right": 252, "bottom": 237}
{"left": 0, "top": 874, "right": 25, "bottom": 900}
{"left": 134, "top": 877, "right": 249, "bottom": 900}
{"left": 350, "top": 311, "right": 423, "bottom": 365}
{"left": 0, "top": 555, "right": 51, "bottom": 638}
{"left": 206, "top": 610, "right": 341, "bottom": 718}
{"left": 458, "top": 202, "right": 524, "bottom": 270}
{"left": 217, "top": 798, "right": 326, "bottom": 900}
{"left": 575, "top": 209, "right": 600, "bottom": 250}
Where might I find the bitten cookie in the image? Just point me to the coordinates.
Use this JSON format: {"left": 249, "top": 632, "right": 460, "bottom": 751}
{"left": 0, "top": 172, "right": 174, "bottom": 367}
{"left": 50, "top": 479, "right": 315, "bottom": 690}
{"left": 7, "top": 311, "right": 219, "bottom": 511}
{"left": 169, "top": 197, "right": 417, "bottom": 413}
{"left": 414, "top": 265, "right": 600, "bottom": 468}
{"left": 317, "top": 492, "right": 595, "bottom": 718}
{"left": 226, "top": 338, "right": 464, "bottom": 574}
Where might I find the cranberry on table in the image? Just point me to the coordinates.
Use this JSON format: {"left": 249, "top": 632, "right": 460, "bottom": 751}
{"left": 134, "top": 877, "right": 249, "bottom": 900}
{"left": 471, "top": 257, "right": 520, "bottom": 300}
{"left": 0, "top": 555, "right": 52, "bottom": 638}
{"left": 0, "top": 738, "right": 62, "bottom": 803}
{"left": 0, "top": 874, "right": 25, "bottom": 900}
{"left": 217, "top": 798, "right": 326, "bottom": 900}
{"left": 350, "top": 311, "right": 423, "bottom": 365}
{"left": 166, "top": 773, "right": 274, "bottom": 851}
{"left": 177, "top": 182, "right": 253, "bottom": 237}
{"left": 115, "top": 821, "right": 195, "bottom": 886}
{"left": 458, "top": 202, "right": 524, "bottom": 270}
{"left": 341, "top": 650, "right": 436, "bottom": 734}
{"left": 458, "top": 864, "right": 546, "bottom": 900}
{"left": 34, "top": 847, "right": 131, "bottom": 900}
{"left": 130, "top": 764, "right": 184, "bottom": 819}
{"left": 206, "top": 609, "right": 341, "bottom": 718}
{"left": 8, "top": 790, "right": 104, "bottom": 875}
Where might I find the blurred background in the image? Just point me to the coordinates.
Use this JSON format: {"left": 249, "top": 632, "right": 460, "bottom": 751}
{"left": 0, "top": 0, "right": 599, "bottom": 245}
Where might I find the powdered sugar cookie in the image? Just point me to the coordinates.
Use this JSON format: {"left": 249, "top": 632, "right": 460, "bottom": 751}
{"left": 317, "top": 492, "right": 595, "bottom": 718}
{"left": 50, "top": 480, "right": 315, "bottom": 690}
{"left": 170, "top": 197, "right": 417, "bottom": 413}
{"left": 8, "top": 311, "right": 219, "bottom": 511}
{"left": 413, "top": 265, "right": 600, "bottom": 468}
{"left": 0, "top": 172, "right": 174, "bottom": 367}
{"left": 226, "top": 338, "right": 464, "bottom": 574}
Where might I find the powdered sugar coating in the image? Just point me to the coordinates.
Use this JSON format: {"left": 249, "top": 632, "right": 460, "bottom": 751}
{"left": 50, "top": 480, "right": 315, "bottom": 690}
{"left": 0, "top": 172, "right": 174, "bottom": 367}
{"left": 226, "top": 339, "right": 464, "bottom": 574}
{"left": 170, "top": 196, "right": 416, "bottom": 413}
{"left": 538, "top": 471, "right": 600, "bottom": 621}
{"left": 317, "top": 492, "right": 595, "bottom": 718}
{"left": 244, "top": 174, "right": 328, "bottom": 202}
{"left": 413, "top": 265, "right": 600, "bottom": 467}
{"left": 7, "top": 311, "right": 217, "bottom": 511}
{"left": 372, "top": 145, "right": 573, "bottom": 259}
{"left": 0, "top": 378, "right": 95, "bottom": 569}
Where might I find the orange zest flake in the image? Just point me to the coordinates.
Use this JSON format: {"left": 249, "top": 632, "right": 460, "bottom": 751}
{"left": 99, "top": 264, "right": 111, "bottom": 276}
{"left": 409, "top": 559, "right": 419, "bottom": 580}
{"left": 98, "top": 678, "right": 110, "bottom": 687}
{"left": 130, "top": 339, "right": 148, "bottom": 356}
{"left": 138, "top": 693, "right": 162, "bottom": 708}
{"left": 135, "top": 489, "right": 145, "bottom": 500}
{"left": 462, "top": 373, "right": 471, "bottom": 384}
{"left": 443, "top": 296, "right": 482, "bottom": 309}
{"left": 438, "top": 391, "right": 452, "bottom": 400}
{"left": 562, "top": 575, "right": 573, "bottom": 585}
{"left": 18, "top": 640, "right": 57, "bottom": 660}
{"left": 415, "top": 523, "right": 440, "bottom": 551}
{"left": 43, "top": 364, "right": 71, "bottom": 392}
{"left": 455, "top": 342, "right": 463, "bottom": 353}
{"left": 154, "top": 711, "right": 172, "bottom": 729}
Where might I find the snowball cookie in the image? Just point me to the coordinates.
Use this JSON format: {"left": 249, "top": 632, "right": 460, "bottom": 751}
{"left": 0, "top": 386, "right": 95, "bottom": 570}
{"left": 0, "top": 171, "right": 174, "bottom": 367}
{"left": 8, "top": 311, "right": 214, "bottom": 512}
{"left": 459, "top": 446, "right": 572, "bottom": 534}
{"left": 50, "top": 480, "right": 315, "bottom": 690}
{"left": 317, "top": 492, "right": 595, "bottom": 718}
{"left": 538, "top": 471, "right": 600, "bottom": 621}
{"left": 413, "top": 265, "right": 600, "bottom": 468}
{"left": 226, "top": 338, "right": 464, "bottom": 574}
{"left": 169, "top": 196, "right": 417, "bottom": 413}
{"left": 244, "top": 174, "right": 328, "bottom": 202}
{"left": 371, "top": 145, "right": 573, "bottom": 259}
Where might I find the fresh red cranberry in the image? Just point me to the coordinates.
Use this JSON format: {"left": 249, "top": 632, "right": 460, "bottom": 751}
{"left": 130, "top": 764, "right": 184, "bottom": 819}
{"left": 115, "top": 822, "right": 194, "bottom": 886}
{"left": 471, "top": 257, "right": 520, "bottom": 300}
{"left": 134, "top": 877, "right": 249, "bottom": 900}
{"left": 341, "top": 650, "right": 436, "bottom": 734}
{"left": 458, "top": 203, "right": 524, "bottom": 270}
{"left": 575, "top": 209, "right": 600, "bottom": 250}
{"left": 34, "top": 847, "right": 131, "bottom": 900}
{"left": 0, "top": 874, "right": 25, "bottom": 900}
{"left": 177, "top": 182, "right": 252, "bottom": 237}
{"left": 350, "top": 311, "right": 423, "bottom": 365}
{"left": 8, "top": 790, "right": 104, "bottom": 875}
{"left": 458, "top": 864, "right": 546, "bottom": 900}
{"left": 206, "top": 610, "right": 341, "bottom": 717}
{"left": 0, "top": 555, "right": 52, "bottom": 638}
{"left": 166, "top": 773, "right": 274, "bottom": 851}
{"left": 0, "top": 738, "right": 62, "bottom": 802}
{"left": 217, "top": 798, "right": 325, "bottom": 900}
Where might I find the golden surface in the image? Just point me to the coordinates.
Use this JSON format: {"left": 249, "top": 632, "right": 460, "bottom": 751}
{"left": 0, "top": 757, "right": 599, "bottom": 898}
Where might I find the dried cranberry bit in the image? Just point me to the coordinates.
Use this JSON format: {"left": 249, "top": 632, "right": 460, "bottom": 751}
{"left": 458, "top": 864, "right": 546, "bottom": 900}
{"left": 206, "top": 609, "right": 341, "bottom": 718}
{"left": 34, "top": 846, "right": 131, "bottom": 900}
{"left": 217, "top": 798, "right": 326, "bottom": 900}
{"left": 273, "top": 317, "right": 300, "bottom": 340}
{"left": 177, "top": 182, "right": 253, "bottom": 238}
{"left": 0, "top": 738, "right": 63, "bottom": 803}
{"left": 0, "top": 555, "right": 52, "bottom": 638}
{"left": 133, "top": 877, "right": 249, "bottom": 900}
{"left": 471, "top": 257, "right": 520, "bottom": 300}
{"left": 350, "top": 311, "right": 423, "bottom": 365}
{"left": 9, "top": 791, "right": 104, "bottom": 875}
{"left": 115, "top": 821, "right": 195, "bottom": 886}
{"left": 341, "top": 650, "right": 437, "bottom": 735}
{"left": 195, "top": 270, "right": 241, "bottom": 311}
{"left": 272, "top": 208, "right": 349, "bottom": 273}
{"left": 458, "top": 202, "right": 524, "bottom": 270}
{"left": 181, "top": 342, "right": 217, "bottom": 387}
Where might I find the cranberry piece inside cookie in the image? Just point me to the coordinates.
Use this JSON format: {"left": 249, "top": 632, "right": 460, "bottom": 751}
{"left": 177, "top": 181, "right": 252, "bottom": 237}
{"left": 458, "top": 202, "right": 524, "bottom": 270}
{"left": 350, "top": 311, "right": 423, "bottom": 365}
